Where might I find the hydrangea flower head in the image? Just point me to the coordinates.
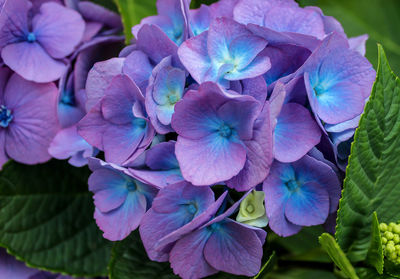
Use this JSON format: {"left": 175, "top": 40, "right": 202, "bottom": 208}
{"left": 263, "top": 154, "right": 341, "bottom": 236}
{"left": 88, "top": 158, "right": 158, "bottom": 241}
{"left": 0, "top": 0, "right": 85, "bottom": 82}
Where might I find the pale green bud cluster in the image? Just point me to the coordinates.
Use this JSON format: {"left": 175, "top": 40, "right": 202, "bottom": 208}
{"left": 236, "top": 190, "right": 269, "bottom": 228}
{"left": 380, "top": 222, "right": 400, "bottom": 265}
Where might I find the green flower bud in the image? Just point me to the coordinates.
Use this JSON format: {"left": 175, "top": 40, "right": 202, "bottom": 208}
{"left": 382, "top": 237, "right": 388, "bottom": 244}
{"left": 394, "top": 234, "right": 400, "bottom": 244}
{"left": 394, "top": 224, "right": 400, "bottom": 234}
{"left": 387, "top": 244, "right": 396, "bottom": 254}
{"left": 236, "top": 190, "right": 268, "bottom": 228}
{"left": 380, "top": 223, "right": 388, "bottom": 232}
{"left": 385, "top": 231, "right": 394, "bottom": 240}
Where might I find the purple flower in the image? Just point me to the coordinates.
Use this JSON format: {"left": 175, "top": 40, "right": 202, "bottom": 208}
{"left": 132, "top": 0, "right": 188, "bottom": 46}
{"left": 146, "top": 56, "right": 186, "bottom": 134}
{"left": 168, "top": 194, "right": 266, "bottom": 278}
{"left": 85, "top": 50, "right": 153, "bottom": 112}
{"left": 178, "top": 17, "right": 270, "bottom": 87}
{"left": 0, "top": 67, "right": 59, "bottom": 169}
{"left": 0, "top": 0, "right": 85, "bottom": 82}
{"left": 299, "top": 32, "right": 375, "bottom": 125}
{"left": 139, "top": 181, "right": 219, "bottom": 261}
{"left": 130, "top": 141, "right": 183, "bottom": 188}
{"left": 48, "top": 125, "right": 97, "bottom": 167}
{"left": 88, "top": 158, "right": 158, "bottom": 241}
{"left": 65, "top": 0, "right": 122, "bottom": 42}
{"left": 269, "top": 82, "right": 322, "bottom": 163}
{"left": 172, "top": 82, "right": 273, "bottom": 188}
{"left": 234, "top": 0, "right": 325, "bottom": 39}
{"left": 49, "top": 37, "right": 123, "bottom": 167}
{"left": 263, "top": 154, "right": 341, "bottom": 237}
{"left": 79, "top": 74, "right": 155, "bottom": 165}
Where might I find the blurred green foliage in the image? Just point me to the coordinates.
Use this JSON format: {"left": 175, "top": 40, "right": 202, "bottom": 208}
{"left": 298, "top": 0, "right": 400, "bottom": 75}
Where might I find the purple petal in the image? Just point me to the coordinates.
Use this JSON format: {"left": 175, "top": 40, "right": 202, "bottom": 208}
{"left": 216, "top": 97, "right": 261, "bottom": 141}
{"left": 77, "top": 102, "right": 107, "bottom": 150}
{"left": 4, "top": 74, "right": 59, "bottom": 165}
{"left": 48, "top": 125, "right": 94, "bottom": 167}
{"left": 169, "top": 229, "right": 217, "bottom": 279}
{"left": 349, "top": 34, "right": 368, "bottom": 56}
{"left": 177, "top": 31, "right": 211, "bottom": 84}
{"left": 241, "top": 76, "right": 268, "bottom": 103}
{"left": 285, "top": 181, "right": 329, "bottom": 226}
{"left": 85, "top": 57, "right": 124, "bottom": 111}
{"left": 78, "top": 1, "right": 122, "bottom": 28}
{"left": 101, "top": 75, "right": 143, "bottom": 125}
{"left": 204, "top": 219, "right": 263, "bottom": 276}
{"left": 274, "top": 103, "right": 321, "bottom": 163}
{"left": 94, "top": 192, "right": 147, "bottom": 241}
{"left": 155, "top": 191, "right": 227, "bottom": 251}
{"left": 263, "top": 6, "right": 325, "bottom": 39}
{"left": 102, "top": 123, "right": 147, "bottom": 165}
{"left": 171, "top": 83, "right": 228, "bottom": 140}
{"left": 176, "top": 135, "right": 246, "bottom": 186}
{"left": 263, "top": 161, "right": 302, "bottom": 237}
{"left": 2, "top": 42, "right": 67, "bottom": 82}
{"left": 89, "top": 169, "right": 128, "bottom": 213}
{"left": 136, "top": 24, "right": 180, "bottom": 66}
{"left": 139, "top": 182, "right": 214, "bottom": 261}
{"left": 145, "top": 141, "right": 179, "bottom": 170}
{"left": 123, "top": 50, "right": 154, "bottom": 93}
{"left": 293, "top": 155, "right": 341, "bottom": 213}
{"left": 32, "top": 2, "right": 85, "bottom": 58}
{"left": 227, "top": 104, "right": 273, "bottom": 191}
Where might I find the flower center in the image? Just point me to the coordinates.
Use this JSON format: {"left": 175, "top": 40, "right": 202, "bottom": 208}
{"left": 313, "top": 82, "right": 328, "bottom": 96}
{"left": 26, "top": 32, "right": 36, "bottom": 43}
{"left": 126, "top": 181, "right": 137, "bottom": 192}
{"left": 219, "top": 124, "right": 232, "bottom": 138}
{"left": 132, "top": 118, "right": 146, "bottom": 129}
{"left": 285, "top": 180, "right": 300, "bottom": 191}
{"left": 246, "top": 204, "right": 255, "bottom": 214}
{"left": 60, "top": 90, "right": 75, "bottom": 106}
{"left": 168, "top": 94, "right": 179, "bottom": 105}
{"left": 0, "top": 105, "right": 13, "bottom": 128}
{"left": 185, "top": 202, "right": 198, "bottom": 215}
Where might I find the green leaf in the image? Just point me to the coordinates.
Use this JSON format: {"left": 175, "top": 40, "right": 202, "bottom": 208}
{"left": 335, "top": 45, "right": 400, "bottom": 261}
{"left": 266, "top": 268, "right": 337, "bottom": 279}
{"left": 190, "top": 0, "right": 218, "bottom": 8}
{"left": 366, "top": 212, "right": 384, "bottom": 274}
{"left": 253, "top": 251, "right": 277, "bottom": 279}
{"left": 108, "top": 230, "right": 178, "bottom": 279}
{"left": 319, "top": 233, "right": 359, "bottom": 279}
{"left": 385, "top": 261, "right": 400, "bottom": 278}
{"left": 0, "top": 160, "right": 111, "bottom": 276}
{"left": 297, "top": 0, "right": 400, "bottom": 75}
{"left": 89, "top": 0, "right": 119, "bottom": 12}
{"left": 113, "top": 0, "right": 157, "bottom": 44}
{"left": 357, "top": 268, "right": 397, "bottom": 279}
